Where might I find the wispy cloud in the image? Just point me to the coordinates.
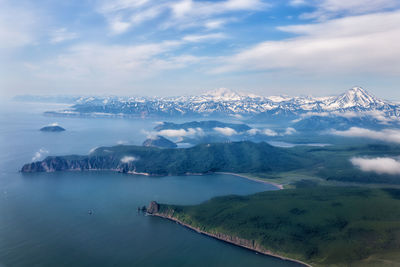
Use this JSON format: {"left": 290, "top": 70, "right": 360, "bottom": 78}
{"left": 213, "top": 127, "right": 237, "bottom": 136}
{"left": 351, "top": 157, "right": 400, "bottom": 175}
{"left": 157, "top": 127, "right": 204, "bottom": 139}
{"left": 28, "top": 40, "right": 202, "bottom": 82}
{"left": 284, "top": 127, "right": 297, "bottom": 135}
{"left": 247, "top": 128, "right": 278, "bottom": 136}
{"left": 97, "top": 0, "right": 270, "bottom": 34}
{"left": 32, "top": 148, "right": 49, "bottom": 161}
{"left": 295, "top": 110, "right": 400, "bottom": 124}
{"left": 212, "top": 10, "right": 400, "bottom": 75}
{"left": 182, "top": 33, "right": 227, "bottom": 42}
{"left": 331, "top": 127, "right": 400, "bottom": 143}
{"left": 50, "top": 28, "right": 78, "bottom": 44}
{"left": 0, "top": 1, "right": 39, "bottom": 49}
{"left": 120, "top": 156, "right": 138, "bottom": 163}
{"left": 291, "top": 0, "right": 400, "bottom": 20}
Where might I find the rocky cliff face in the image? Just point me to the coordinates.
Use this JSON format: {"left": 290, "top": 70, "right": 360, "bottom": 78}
{"left": 21, "top": 156, "right": 124, "bottom": 173}
{"left": 146, "top": 201, "right": 160, "bottom": 214}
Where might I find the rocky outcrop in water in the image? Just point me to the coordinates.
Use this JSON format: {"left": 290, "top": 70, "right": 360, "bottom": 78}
{"left": 40, "top": 125, "right": 66, "bottom": 132}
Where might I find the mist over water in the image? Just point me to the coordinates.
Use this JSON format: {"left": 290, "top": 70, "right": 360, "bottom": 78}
{"left": 0, "top": 102, "right": 299, "bottom": 267}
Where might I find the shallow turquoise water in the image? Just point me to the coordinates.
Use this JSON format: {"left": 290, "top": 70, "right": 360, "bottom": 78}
{"left": 0, "top": 102, "right": 300, "bottom": 266}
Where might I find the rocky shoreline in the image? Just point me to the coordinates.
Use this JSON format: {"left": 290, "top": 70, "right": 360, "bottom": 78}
{"left": 146, "top": 201, "right": 311, "bottom": 267}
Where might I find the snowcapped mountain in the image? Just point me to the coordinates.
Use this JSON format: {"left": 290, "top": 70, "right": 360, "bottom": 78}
{"left": 45, "top": 87, "right": 400, "bottom": 121}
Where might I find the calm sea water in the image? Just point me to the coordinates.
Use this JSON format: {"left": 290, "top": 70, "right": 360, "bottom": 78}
{"left": 0, "top": 102, "right": 300, "bottom": 267}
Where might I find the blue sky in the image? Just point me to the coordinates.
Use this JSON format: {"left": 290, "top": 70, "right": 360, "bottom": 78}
{"left": 1, "top": 0, "right": 400, "bottom": 99}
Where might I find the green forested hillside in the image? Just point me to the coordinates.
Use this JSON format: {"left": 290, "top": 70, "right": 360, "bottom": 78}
{"left": 22, "top": 142, "right": 400, "bottom": 184}
{"left": 157, "top": 187, "right": 400, "bottom": 266}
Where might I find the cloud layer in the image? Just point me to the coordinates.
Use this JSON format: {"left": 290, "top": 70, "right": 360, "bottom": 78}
{"left": 98, "top": 0, "right": 269, "bottom": 34}
{"left": 351, "top": 157, "right": 400, "bottom": 175}
{"left": 213, "top": 127, "right": 237, "bottom": 136}
{"left": 3, "top": 0, "right": 400, "bottom": 97}
{"left": 213, "top": 10, "right": 400, "bottom": 75}
{"left": 332, "top": 127, "right": 400, "bottom": 143}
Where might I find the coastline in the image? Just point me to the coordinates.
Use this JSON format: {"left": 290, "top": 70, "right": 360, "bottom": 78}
{"left": 216, "top": 172, "right": 284, "bottom": 190}
{"left": 22, "top": 167, "right": 285, "bottom": 189}
{"left": 151, "top": 212, "right": 312, "bottom": 267}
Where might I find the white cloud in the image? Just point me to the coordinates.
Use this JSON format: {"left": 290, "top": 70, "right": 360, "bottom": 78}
{"left": 247, "top": 128, "right": 288, "bottom": 136}
{"left": 32, "top": 148, "right": 49, "bottom": 161}
{"left": 27, "top": 40, "right": 205, "bottom": 82}
{"left": 182, "top": 33, "right": 227, "bottom": 42}
{"left": 0, "top": 1, "right": 39, "bottom": 49}
{"left": 295, "top": 110, "right": 399, "bottom": 124}
{"left": 292, "top": 0, "right": 400, "bottom": 20}
{"left": 97, "top": 0, "right": 270, "bottom": 34}
{"left": 332, "top": 127, "right": 400, "bottom": 143}
{"left": 120, "top": 156, "right": 138, "bottom": 163}
{"left": 247, "top": 128, "right": 259, "bottom": 135}
{"left": 158, "top": 127, "right": 204, "bottom": 138}
{"left": 289, "top": 0, "right": 307, "bottom": 6}
{"left": 351, "top": 157, "right": 400, "bottom": 175}
{"left": 204, "top": 19, "right": 229, "bottom": 29}
{"left": 50, "top": 28, "right": 78, "bottom": 44}
{"left": 263, "top": 128, "right": 278, "bottom": 136}
{"left": 284, "top": 127, "right": 297, "bottom": 135}
{"left": 212, "top": 11, "right": 400, "bottom": 75}
{"left": 213, "top": 127, "right": 237, "bottom": 136}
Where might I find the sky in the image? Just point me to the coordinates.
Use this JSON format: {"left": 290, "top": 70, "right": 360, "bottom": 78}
{"left": 1, "top": 0, "right": 400, "bottom": 99}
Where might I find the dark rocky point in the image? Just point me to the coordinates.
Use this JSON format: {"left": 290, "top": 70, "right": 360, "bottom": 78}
{"left": 146, "top": 201, "right": 159, "bottom": 214}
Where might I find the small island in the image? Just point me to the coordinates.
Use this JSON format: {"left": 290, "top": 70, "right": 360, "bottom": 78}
{"left": 142, "top": 135, "right": 177, "bottom": 148}
{"left": 40, "top": 125, "right": 66, "bottom": 132}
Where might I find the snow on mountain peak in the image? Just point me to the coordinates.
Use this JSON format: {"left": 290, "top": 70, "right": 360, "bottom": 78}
{"left": 201, "top": 88, "right": 260, "bottom": 101}
{"left": 325, "top": 87, "right": 384, "bottom": 110}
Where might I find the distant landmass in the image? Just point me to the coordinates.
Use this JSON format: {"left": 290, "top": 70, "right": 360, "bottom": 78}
{"left": 21, "top": 142, "right": 400, "bottom": 184}
{"left": 40, "top": 125, "right": 66, "bottom": 132}
{"left": 142, "top": 135, "right": 177, "bottom": 148}
{"left": 39, "top": 88, "right": 400, "bottom": 126}
{"left": 21, "top": 142, "right": 307, "bottom": 176}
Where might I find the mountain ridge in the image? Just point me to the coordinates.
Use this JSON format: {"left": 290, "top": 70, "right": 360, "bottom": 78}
{"left": 41, "top": 87, "right": 400, "bottom": 119}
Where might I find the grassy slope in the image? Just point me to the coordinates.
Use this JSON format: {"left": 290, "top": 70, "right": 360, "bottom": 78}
{"left": 158, "top": 187, "right": 400, "bottom": 266}
{"left": 243, "top": 144, "right": 400, "bottom": 186}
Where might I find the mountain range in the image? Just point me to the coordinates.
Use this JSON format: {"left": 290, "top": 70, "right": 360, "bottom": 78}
{"left": 42, "top": 87, "right": 400, "bottom": 121}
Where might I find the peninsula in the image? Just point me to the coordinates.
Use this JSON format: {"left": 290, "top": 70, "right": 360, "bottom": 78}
{"left": 147, "top": 187, "right": 400, "bottom": 266}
